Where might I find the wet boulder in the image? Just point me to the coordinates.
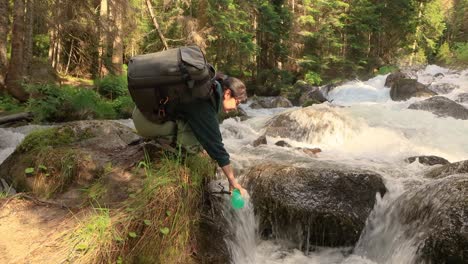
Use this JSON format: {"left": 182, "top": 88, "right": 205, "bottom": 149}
{"left": 252, "top": 135, "right": 267, "bottom": 147}
{"left": 244, "top": 162, "right": 386, "bottom": 248}
{"left": 0, "top": 120, "right": 144, "bottom": 207}
{"left": 250, "top": 96, "right": 293, "bottom": 109}
{"left": 405, "top": 155, "right": 450, "bottom": 166}
{"left": 434, "top": 73, "right": 445, "bottom": 78}
{"left": 425, "top": 160, "right": 468, "bottom": 179}
{"left": 198, "top": 181, "right": 231, "bottom": 264}
{"left": 408, "top": 96, "right": 468, "bottom": 120}
{"left": 264, "top": 107, "right": 346, "bottom": 142}
{"left": 299, "top": 87, "right": 328, "bottom": 107}
{"left": 390, "top": 79, "right": 436, "bottom": 101}
{"left": 385, "top": 72, "right": 409, "bottom": 88}
{"left": 292, "top": 81, "right": 328, "bottom": 107}
{"left": 455, "top": 93, "right": 468, "bottom": 104}
{"left": 396, "top": 174, "right": 468, "bottom": 264}
{"left": 264, "top": 111, "right": 304, "bottom": 140}
{"left": 274, "top": 140, "right": 291, "bottom": 147}
{"left": 428, "top": 83, "right": 459, "bottom": 94}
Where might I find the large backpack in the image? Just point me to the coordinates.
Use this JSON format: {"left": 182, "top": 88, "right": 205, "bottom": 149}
{"left": 127, "top": 46, "right": 215, "bottom": 123}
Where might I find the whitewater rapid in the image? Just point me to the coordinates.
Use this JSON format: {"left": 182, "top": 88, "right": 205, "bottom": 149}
{"left": 220, "top": 65, "right": 468, "bottom": 264}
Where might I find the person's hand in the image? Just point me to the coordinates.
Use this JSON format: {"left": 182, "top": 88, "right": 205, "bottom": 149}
{"left": 229, "top": 180, "right": 248, "bottom": 197}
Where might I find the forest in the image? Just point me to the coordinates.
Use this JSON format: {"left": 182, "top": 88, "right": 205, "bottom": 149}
{"left": 0, "top": 0, "right": 467, "bottom": 118}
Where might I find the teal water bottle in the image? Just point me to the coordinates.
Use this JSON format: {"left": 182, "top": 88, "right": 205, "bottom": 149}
{"left": 231, "top": 189, "right": 245, "bottom": 209}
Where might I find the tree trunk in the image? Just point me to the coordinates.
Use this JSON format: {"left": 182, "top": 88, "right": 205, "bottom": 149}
{"left": 99, "top": 0, "right": 109, "bottom": 76}
{"left": 65, "top": 39, "right": 74, "bottom": 75}
{"left": 90, "top": 0, "right": 101, "bottom": 78}
{"left": 0, "top": 112, "right": 32, "bottom": 125}
{"left": 111, "top": 0, "right": 123, "bottom": 75}
{"left": 6, "top": 0, "right": 28, "bottom": 102}
{"left": 0, "top": 0, "right": 10, "bottom": 93}
{"left": 23, "top": 0, "right": 33, "bottom": 76}
{"left": 409, "top": 1, "right": 424, "bottom": 66}
{"left": 146, "top": 0, "right": 169, "bottom": 50}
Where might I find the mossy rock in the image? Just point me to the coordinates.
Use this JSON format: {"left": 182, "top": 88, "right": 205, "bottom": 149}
{"left": 244, "top": 162, "right": 386, "bottom": 248}
{"left": 0, "top": 120, "right": 144, "bottom": 207}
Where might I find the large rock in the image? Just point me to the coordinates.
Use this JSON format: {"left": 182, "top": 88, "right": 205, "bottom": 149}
{"left": 291, "top": 81, "right": 328, "bottom": 106}
{"left": 405, "top": 155, "right": 450, "bottom": 166}
{"left": 198, "top": 182, "right": 231, "bottom": 264}
{"left": 244, "top": 162, "right": 386, "bottom": 248}
{"left": 455, "top": 93, "right": 468, "bottom": 103}
{"left": 396, "top": 174, "right": 468, "bottom": 263}
{"left": 385, "top": 72, "right": 409, "bottom": 88}
{"left": 0, "top": 120, "right": 144, "bottom": 207}
{"left": 250, "top": 96, "right": 293, "bottom": 109}
{"left": 299, "top": 87, "right": 328, "bottom": 106}
{"left": 425, "top": 160, "right": 468, "bottom": 179}
{"left": 390, "top": 79, "right": 436, "bottom": 101}
{"left": 252, "top": 135, "right": 267, "bottom": 147}
{"left": 428, "top": 83, "right": 459, "bottom": 94}
{"left": 408, "top": 96, "right": 468, "bottom": 120}
{"left": 264, "top": 107, "right": 344, "bottom": 142}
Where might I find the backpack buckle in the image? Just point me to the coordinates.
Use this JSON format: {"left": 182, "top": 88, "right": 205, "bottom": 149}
{"left": 158, "top": 97, "right": 169, "bottom": 117}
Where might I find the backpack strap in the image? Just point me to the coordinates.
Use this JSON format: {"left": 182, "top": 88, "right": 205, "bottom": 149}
{"left": 178, "top": 48, "right": 195, "bottom": 89}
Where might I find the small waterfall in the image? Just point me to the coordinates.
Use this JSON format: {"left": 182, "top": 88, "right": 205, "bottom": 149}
{"left": 351, "top": 181, "right": 421, "bottom": 264}
{"left": 219, "top": 192, "right": 257, "bottom": 264}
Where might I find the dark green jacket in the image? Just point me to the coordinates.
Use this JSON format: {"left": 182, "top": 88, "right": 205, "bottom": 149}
{"left": 175, "top": 81, "right": 230, "bottom": 167}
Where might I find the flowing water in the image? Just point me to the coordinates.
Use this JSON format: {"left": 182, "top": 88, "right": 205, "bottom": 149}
{"left": 218, "top": 65, "right": 468, "bottom": 264}
{"left": 0, "top": 65, "right": 467, "bottom": 263}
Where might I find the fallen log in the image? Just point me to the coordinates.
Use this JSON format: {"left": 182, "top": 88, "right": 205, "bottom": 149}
{"left": 0, "top": 112, "right": 33, "bottom": 125}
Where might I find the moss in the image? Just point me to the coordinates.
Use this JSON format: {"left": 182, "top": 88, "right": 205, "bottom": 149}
{"left": 18, "top": 126, "right": 94, "bottom": 153}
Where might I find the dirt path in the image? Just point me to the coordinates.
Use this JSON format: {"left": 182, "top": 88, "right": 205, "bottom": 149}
{"left": 0, "top": 198, "right": 78, "bottom": 264}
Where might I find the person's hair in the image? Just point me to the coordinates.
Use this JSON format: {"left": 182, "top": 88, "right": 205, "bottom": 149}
{"left": 215, "top": 73, "right": 248, "bottom": 103}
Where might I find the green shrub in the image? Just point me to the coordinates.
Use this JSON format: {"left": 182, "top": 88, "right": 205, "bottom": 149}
{"left": 378, "top": 65, "right": 399, "bottom": 75}
{"left": 69, "top": 88, "right": 117, "bottom": 120}
{"left": 33, "top": 34, "right": 50, "bottom": 58}
{"left": 112, "top": 95, "right": 135, "bottom": 118}
{"left": 453, "top": 42, "right": 468, "bottom": 65}
{"left": 27, "top": 84, "right": 73, "bottom": 122}
{"left": 0, "top": 95, "right": 25, "bottom": 113}
{"left": 436, "top": 42, "right": 452, "bottom": 65}
{"left": 304, "top": 71, "right": 322, "bottom": 85}
{"left": 256, "top": 69, "right": 295, "bottom": 96}
{"left": 280, "top": 84, "right": 300, "bottom": 103}
{"left": 26, "top": 84, "right": 117, "bottom": 122}
{"left": 94, "top": 74, "right": 128, "bottom": 99}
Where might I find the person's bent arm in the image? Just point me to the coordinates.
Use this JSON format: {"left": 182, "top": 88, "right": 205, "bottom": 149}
{"left": 222, "top": 164, "right": 247, "bottom": 196}
{"left": 181, "top": 99, "right": 247, "bottom": 196}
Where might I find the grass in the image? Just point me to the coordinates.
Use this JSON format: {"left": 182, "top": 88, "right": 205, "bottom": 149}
{"left": 30, "top": 149, "right": 79, "bottom": 199}
{"left": 63, "top": 151, "right": 216, "bottom": 264}
{"left": 59, "top": 75, "right": 94, "bottom": 87}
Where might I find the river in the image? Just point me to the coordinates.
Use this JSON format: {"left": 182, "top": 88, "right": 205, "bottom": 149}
{"left": 219, "top": 65, "right": 468, "bottom": 264}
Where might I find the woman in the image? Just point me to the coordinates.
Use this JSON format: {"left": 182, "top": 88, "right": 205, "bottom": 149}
{"left": 133, "top": 73, "right": 248, "bottom": 196}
